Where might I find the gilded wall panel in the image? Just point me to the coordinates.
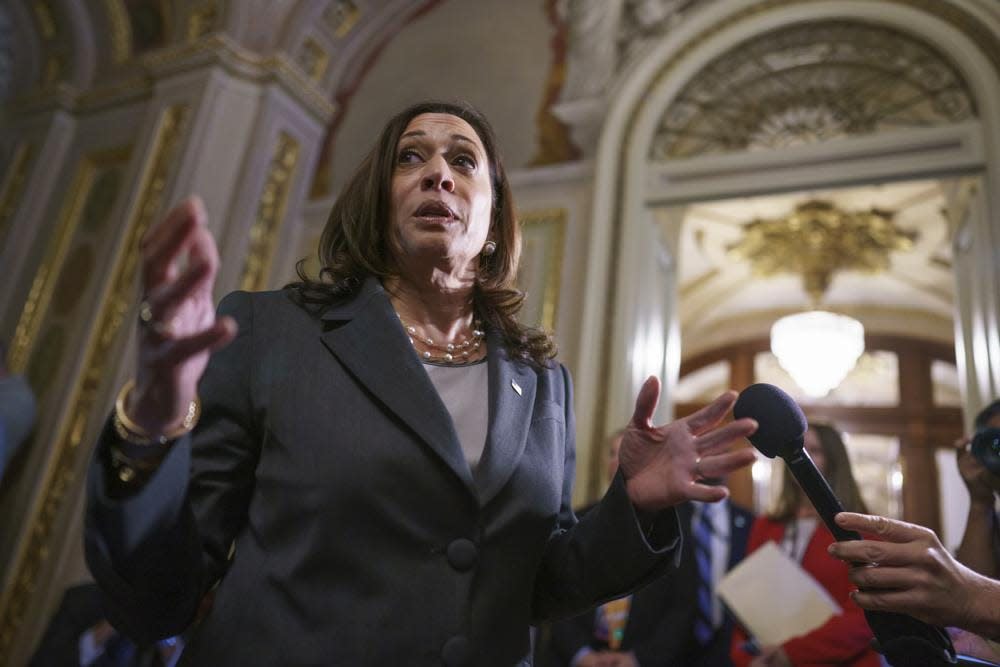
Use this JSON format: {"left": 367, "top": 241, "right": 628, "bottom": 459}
{"left": 518, "top": 209, "right": 566, "bottom": 332}
{"left": 297, "top": 38, "right": 329, "bottom": 83}
{"left": 0, "top": 106, "right": 188, "bottom": 662}
{"left": 8, "top": 146, "right": 131, "bottom": 375}
{"left": 240, "top": 131, "right": 301, "bottom": 291}
{"left": 325, "top": 1, "right": 361, "bottom": 38}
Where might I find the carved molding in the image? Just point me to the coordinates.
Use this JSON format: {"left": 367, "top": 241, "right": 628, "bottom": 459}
{"left": 8, "top": 146, "right": 132, "bottom": 374}
{"left": 297, "top": 38, "right": 330, "bottom": 84}
{"left": 102, "top": 0, "right": 131, "bottom": 64}
{"left": 324, "top": 0, "right": 361, "bottom": 38}
{"left": 240, "top": 131, "right": 301, "bottom": 291}
{"left": 518, "top": 208, "right": 567, "bottom": 331}
{"left": 9, "top": 33, "right": 335, "bottom": 123}
{"left": 186, "top": 3, "right": 220, "bottom": 41}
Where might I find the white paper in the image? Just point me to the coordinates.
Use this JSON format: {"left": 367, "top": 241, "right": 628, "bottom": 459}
{"left": 717, "top": 541, "right": 842, "bottom": 646}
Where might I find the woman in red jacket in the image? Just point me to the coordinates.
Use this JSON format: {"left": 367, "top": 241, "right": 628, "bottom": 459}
{"left": 730, "top": 422, "right": 880, "bottom": 667}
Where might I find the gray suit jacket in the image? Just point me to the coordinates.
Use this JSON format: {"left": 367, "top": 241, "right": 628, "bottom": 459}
{"left": 85, "top": 277, "right": 680, "bottom": 666}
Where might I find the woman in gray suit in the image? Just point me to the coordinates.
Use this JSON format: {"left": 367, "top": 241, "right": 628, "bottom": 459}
{"left": 85, "top": 101, "right": 758, "bottom": 666}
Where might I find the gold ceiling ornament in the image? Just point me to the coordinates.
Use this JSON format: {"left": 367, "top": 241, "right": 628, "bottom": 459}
{"left": 727, "top": 200, "right": 918, "bottom": 305}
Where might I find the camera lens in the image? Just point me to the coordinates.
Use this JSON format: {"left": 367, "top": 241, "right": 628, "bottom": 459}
{"left": 971, "top": 427, "right": 1000, "bottom": 474}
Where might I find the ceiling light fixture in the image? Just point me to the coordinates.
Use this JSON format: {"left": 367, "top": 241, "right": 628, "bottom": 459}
{"left": 770, "top": 310, "right": 865, "bottom": 397}
{"left": 729, "top": 200, "right": 916, "bottom": 397}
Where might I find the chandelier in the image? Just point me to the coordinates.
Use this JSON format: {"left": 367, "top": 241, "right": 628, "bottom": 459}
{"left": 770, "top": 310, "right": 865, "bottom": 396}
{"left": 729, "top": 200, "right": 917, "bottom": 397}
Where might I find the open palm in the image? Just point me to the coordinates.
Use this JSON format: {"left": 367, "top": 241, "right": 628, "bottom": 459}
{"left": 618, "top": 376, "right": 757, "bottom": 512}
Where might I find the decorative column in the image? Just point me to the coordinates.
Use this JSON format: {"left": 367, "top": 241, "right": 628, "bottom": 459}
{"left": 589, "top": 206, "right": 682, "bottom": 499}
{"left": 950, "top": 180, "right": 1000, "bottom": 420}
{"left": 0, "top": 108, "right": 77, "bottom": 344}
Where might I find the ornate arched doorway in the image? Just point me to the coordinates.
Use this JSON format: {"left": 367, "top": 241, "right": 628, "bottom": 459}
{"left": 575, "top": 1, "right": 1000, "bottom": 517}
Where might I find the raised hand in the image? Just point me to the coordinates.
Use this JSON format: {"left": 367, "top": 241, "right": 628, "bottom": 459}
{"left": 127, "top": 196, "right": 236, "bottom": 436}
{"left": 617, "top": 376, "right": 757, "bottom": 512}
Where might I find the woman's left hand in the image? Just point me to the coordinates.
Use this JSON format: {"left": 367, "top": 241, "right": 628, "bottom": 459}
{"left": 618, "top": 376, "right": 757, "bottom": 512}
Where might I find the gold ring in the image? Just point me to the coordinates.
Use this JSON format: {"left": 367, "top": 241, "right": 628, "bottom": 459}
{"left": 138, "top": 300, "right": 174, "bottom": 337}
{"left": 694, "top": 457, "right": 703, "bottom": 479}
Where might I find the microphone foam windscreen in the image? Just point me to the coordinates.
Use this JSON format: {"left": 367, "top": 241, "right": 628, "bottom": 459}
{"left": 733, "top": 383, "right": 808, "bottom": 458}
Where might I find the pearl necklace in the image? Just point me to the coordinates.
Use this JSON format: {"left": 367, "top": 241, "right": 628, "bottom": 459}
{"left": 397, "top": 314, "right": 485, "bottom": 364}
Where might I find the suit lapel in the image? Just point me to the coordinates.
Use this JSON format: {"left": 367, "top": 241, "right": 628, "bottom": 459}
{"left": 474, "top": 330, "right": 537, "bottom": 506}
{"left": 319, "top": 277, "right": 476, "bottom": 498}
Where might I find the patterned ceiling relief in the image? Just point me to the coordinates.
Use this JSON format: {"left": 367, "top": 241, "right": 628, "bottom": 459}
{"left": 650, "top": 20, "right": 977, "bottom": 160}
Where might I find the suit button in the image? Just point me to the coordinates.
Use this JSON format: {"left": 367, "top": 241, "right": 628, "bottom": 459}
{"left": 446, "top": 538, "right": 477, "bottom": 571}
{"left": 442, "top": 635, "right": 472, "bottom": 666}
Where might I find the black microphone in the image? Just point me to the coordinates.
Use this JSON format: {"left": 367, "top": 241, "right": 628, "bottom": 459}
{"left": 734, "top": 382, "right": 959, "bottom": 667}
{"left": 733, "top": 383, "right": 860, "bottom": 541}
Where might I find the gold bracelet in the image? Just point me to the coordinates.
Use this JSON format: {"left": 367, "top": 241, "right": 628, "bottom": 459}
{"left": 114, "top": 379, "right": 201, "bottom": 446}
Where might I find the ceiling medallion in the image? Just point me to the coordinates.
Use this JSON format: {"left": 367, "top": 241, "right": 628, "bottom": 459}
{"left": 728, "top": 200, "right": 917, "bottom": 304}
{"left": 729, "top": 200, "right": 917, "bottom": 397}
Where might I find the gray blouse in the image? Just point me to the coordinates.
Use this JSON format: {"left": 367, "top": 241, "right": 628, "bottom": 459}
{"left": 424, "top": 360, "right": 489, "bottom": 468}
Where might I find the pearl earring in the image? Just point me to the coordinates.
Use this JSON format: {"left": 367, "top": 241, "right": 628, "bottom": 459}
{"left": 483, "top": 241, "right": 497, "bottom": 256}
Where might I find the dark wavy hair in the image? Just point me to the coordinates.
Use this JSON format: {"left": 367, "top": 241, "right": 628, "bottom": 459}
{"left": 289, "top": 101, "right": 556, "bottom": 366}
{"left": 769, "top": 421, "right": 870, "bottom": 521}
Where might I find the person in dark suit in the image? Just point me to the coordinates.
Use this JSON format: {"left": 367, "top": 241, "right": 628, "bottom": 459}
{"left": 670, "top": 499, "right": 753, "bottom": 667}
{"left": 85, "top": 101, "right": 758, "bottom": 666}
{"left": 544, "top": 432, "right": 753, "bottom": 667}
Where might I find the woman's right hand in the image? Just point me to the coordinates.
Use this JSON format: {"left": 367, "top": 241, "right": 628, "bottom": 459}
{"left": 127, "top": 196, "right": 236, "bottom": 435}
